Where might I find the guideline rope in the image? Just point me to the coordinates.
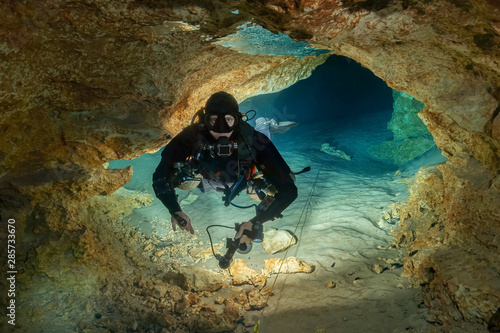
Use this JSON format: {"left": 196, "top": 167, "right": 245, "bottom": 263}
{"left": 255, "top": 166, "right": 321, "bottom": 332}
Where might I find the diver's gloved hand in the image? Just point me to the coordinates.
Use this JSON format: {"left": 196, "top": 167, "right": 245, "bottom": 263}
{"left": 235, "top": 221, "right": 253, "bottom": 245}
{"left": 171, "top": 211, "right": 194, "bottom": 234}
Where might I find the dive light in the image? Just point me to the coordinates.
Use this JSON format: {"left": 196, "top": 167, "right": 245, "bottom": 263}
{"left": 216, "top": 222, "right": 264, "bottom": 269}
{"left": 252, "top": 222, "right": 263, "bottom": 243}
{"left": 173, "top": 213, "right": 188, "bottom": 227}
{"left": 217, "top": 237, "right": 240, "bottom": 269}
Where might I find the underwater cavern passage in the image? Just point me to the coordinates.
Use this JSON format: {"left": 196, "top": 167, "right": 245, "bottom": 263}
{"left": 1, "top": 1, "right": 499, "bottom": 332}
{"left": 109, "top": 54, "right": 444, "bottom": 196}
{"left": 104, "top": 54, "right": 447, "bottom": 332}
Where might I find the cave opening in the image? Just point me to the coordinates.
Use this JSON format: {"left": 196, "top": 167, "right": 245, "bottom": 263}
{"left": 109, "top": 53, "right": 446, "bottom": 220}
{"left": 106, "top": 52, "right": 446, "bottom": 331}
{"left": 107, "top": 52, "right": 448, "bottom": 257}
{"left": 109, "top": 24, "right": 447, "bottom": 238}
{"left": 240, "top": 54, "right": 447, "bottom": 175}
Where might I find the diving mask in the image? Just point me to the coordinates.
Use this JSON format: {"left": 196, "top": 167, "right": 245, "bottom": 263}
{"left": 204, "top": 113, "right": 238, "bottom": 133}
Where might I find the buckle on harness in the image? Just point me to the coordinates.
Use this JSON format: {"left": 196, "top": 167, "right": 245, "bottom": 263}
{"left": 203, "top": 137, "right": 238, "bottom": 157}
{"left": 217, "top": 141, "right": 236, "bottom": 156}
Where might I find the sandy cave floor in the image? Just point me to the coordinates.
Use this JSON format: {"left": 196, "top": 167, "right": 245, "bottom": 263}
{"left": 114, "top": 111, "right": 443, "bottom": 332}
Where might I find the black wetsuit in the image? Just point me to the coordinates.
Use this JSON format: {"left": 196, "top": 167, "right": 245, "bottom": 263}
{"left": 152, "top": 122, "right": 297, "bottom": 223}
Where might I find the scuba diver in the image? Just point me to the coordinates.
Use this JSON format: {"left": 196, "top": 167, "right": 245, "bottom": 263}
{"left": 152, "top": 91, "right": 299, "bottom": 266}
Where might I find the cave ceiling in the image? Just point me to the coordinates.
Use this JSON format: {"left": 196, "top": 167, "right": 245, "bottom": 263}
{"left": 0, "top": 0, "right": 499, "bottom": 178}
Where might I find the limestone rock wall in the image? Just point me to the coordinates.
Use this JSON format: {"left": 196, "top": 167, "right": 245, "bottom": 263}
{"left": 369, "top": 90, "right": 434, "bottom": 164}
{"left": 1, "top": 0, "right": 499, "bottom": 331}
{"left": 0, "top": 0, "right": 327, "bottom": 174}
{"left": 391, "top": 158, "right": 500, "bottom": 330}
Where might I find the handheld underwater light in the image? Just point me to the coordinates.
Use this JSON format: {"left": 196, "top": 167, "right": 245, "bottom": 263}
{"left": 217, "top": 237, "right": 241, "bottom": 269}
{"left": 252, "top": 222, "right": 263, "bottom": 243}
{"left": 207, "top": 222, "right": 264, "bottom": 269}
{"left": 215, "top": 222, "right": 264, "bottom": 269}
{"left": 173, "top": 213, "right": 188, "bottom": 227}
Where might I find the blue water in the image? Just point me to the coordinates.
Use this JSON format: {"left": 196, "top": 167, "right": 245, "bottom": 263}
{"left": 216, "top": 23, "right": 330, "bottom": 58}
{"left": 241, "top": 55, "right": 393, "bottom": 125}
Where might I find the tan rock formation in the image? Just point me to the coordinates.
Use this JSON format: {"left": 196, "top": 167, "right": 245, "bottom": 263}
{"left": 392, "top": 157, "right": 500, "bottom": 329}
{"left": 262, "top": 228, "right": 297, "bottom": 254}
{"left": 1, "top": 0, "right": 499, "bottom": 331}
{"left": 224, "top": 258, "right": 267, "bottom": 288}
{"left": 177, "top": 266, "right": 223, "bottom": 292}
{"left": 263, "top": 256, "right": 316, "bottom": 275}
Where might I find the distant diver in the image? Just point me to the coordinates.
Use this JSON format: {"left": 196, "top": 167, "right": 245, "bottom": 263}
{"left": 255, "top": 117, "right": 299, "bottom": 139}
{"left": 152, "top": 91, "right": 302, "bottom": 268}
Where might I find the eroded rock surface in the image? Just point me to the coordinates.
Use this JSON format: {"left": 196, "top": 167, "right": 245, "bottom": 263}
{"left": 1, "top": 0, "right": 499, "bottom": 331}
{"left": 392, "top": 158, "right": 500, "bottom": 330}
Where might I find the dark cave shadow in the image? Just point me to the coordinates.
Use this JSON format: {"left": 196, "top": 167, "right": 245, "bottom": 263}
{"left": 258, "top": 300, "right": 433, "bottom": 333}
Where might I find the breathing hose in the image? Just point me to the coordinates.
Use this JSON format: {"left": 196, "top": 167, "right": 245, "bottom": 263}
{"left": 227, "top": 175, "right": 257, "bottom": 210}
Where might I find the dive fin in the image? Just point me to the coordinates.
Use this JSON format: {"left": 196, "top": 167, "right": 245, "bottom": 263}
{"left": 292, "top": 166, "right": 311, "bottom": 175}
